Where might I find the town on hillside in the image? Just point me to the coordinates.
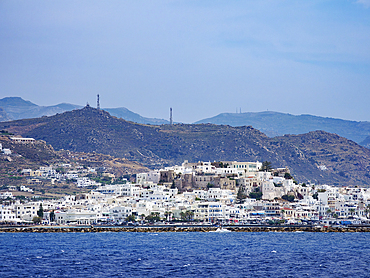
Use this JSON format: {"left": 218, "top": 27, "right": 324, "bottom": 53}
{"left": 1, "top": 157, "right": 370, "bottom": 227}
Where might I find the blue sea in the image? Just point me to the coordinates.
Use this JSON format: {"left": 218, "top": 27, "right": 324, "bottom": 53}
{"left": 1, "top": 232, "right": 370, "bottom": 277}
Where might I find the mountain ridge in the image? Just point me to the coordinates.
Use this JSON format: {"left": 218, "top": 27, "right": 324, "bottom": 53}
{"left": 2, "top": 97, "right": 370, "bottom": 149}
{"left": 0, "top": 97, "right": 169, "bottom": 125}
{"left": 195, "top": 111, "right": 370, "bottom": 145}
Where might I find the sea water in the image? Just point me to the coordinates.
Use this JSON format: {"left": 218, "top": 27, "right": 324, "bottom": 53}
{"left": 1, "top": 232, "right": 370, "bottom": 277}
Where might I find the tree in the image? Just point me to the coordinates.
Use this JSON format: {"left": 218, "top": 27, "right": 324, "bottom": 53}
{"left": 37, "top": 204, "right": 44, "bottom": 218}
{"left": 249, "top": 191, "right": 262, "bottom": 200}
{"left": 186, "top": 210, "right": 194, "bottom": 221}
{"left": 50, "top": 210, "right": 55, "bottom": 222}
{"left": 180, "top": 210, "right": 194, "bottom": 222}
{"left": 125, "top": 214, "right": 136, "bottom": 222}
{"left": 218, "top": 162, "right": 229, "bottom": 168}
{"left": 180, "top": 211, "right": 186, "bottom": 221}
{"left": 312, "top": 192, "right": 318, "bottom": 200}
{"left": 236, "top": 186, "right": 246, "bottom": 204}
{"left": 207, "top": 183, "right": 214, "bottom": 189}
{"left": 282, "top": 195, "right": 294, "bottom": 202}
{"left": 145, "top": 212, "right": 160, "bottom": 223}
{"left": 326, "top": 209, "right": 332, "bottom": 217}
{"left": 349, "top": 209, "right": 355, "bottom": 216}
{"left": 32, "top": 216, "right": 42, "bottom": 223}
{"left": 260, "top": 161, "right": 272, "bottom": 172}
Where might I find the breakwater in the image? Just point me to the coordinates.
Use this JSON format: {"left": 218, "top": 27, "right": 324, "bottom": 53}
{"left": 1, "top": 225, "right": 370, "bottom": 233}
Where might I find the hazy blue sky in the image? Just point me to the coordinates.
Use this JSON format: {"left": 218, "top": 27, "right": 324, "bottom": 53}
{"left": 1, "top": 0, "right": 370, "bottom": 123}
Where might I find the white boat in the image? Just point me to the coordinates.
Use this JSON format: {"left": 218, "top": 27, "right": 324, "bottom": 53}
{"left": 210, "top": 227, "right": 231, "bottom": 233}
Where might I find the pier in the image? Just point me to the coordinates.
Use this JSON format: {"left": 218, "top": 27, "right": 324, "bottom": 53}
{"left": 1, "top": 225, "right": 370, "bottom": 233}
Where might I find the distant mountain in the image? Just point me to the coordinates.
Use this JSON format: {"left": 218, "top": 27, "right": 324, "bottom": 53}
{"left": 195, "top": 111, "right": 370, "bottom": 145}
{"left": 0, "top": 107, "right": 12, "bottom": 122}
{"left": 1, "top": 106, "right": 370, "bottom": 186}
{"left": 0, "top": 97, "right": 169, "bottom": 125}
{"left": 0, "top": 97, "right": 82, "bottom": 120}
{"left": 104, "top": 107, "right": 169, "bottom": 125}
{"left": 360, "top": 136, "right": 370, "bottom": 149}
{"left": 0, "top": 97, "right": 37, "bottom": 108}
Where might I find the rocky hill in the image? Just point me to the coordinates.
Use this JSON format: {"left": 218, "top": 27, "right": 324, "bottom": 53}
{"left": 0, "top": 135, "right": 149, "bottom": 198}
{"left": 0, "top": 136, "right": 66, "bottom": 187}
{"left": 195, "top": 111, "right": 370, "bottom": 145}
{"left": 1, "top": 106, "right": 370, "bottom": 186}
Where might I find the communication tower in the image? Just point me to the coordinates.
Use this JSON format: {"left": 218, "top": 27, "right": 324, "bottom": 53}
{"left": 170, "top": 107, "right": 173, "bottom": 125}
{"left": 97, "top": 94, "right": 100, "bottom": 110}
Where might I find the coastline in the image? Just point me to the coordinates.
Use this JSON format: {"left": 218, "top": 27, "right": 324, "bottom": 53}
{"left": 1, "top": 225, "right": 370, "bottom": 233}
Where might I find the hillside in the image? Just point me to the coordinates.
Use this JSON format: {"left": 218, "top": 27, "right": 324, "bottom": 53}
{"left": 195, "top": 111, "right": 370, "bottom": 145}
{"left": 0, "top": 135, "right": 149, "bottom": 197}
{"left": 0, "top": 135, "right": 148, "bottom": 179}
{"left": 0, "top": 136, "right": 67, "bottom": 187}
{"left": 58, "top": 150, "right": 149, "bottom": 177}
{"left": 1, "top": 106, "right": 370, "bottom": 185}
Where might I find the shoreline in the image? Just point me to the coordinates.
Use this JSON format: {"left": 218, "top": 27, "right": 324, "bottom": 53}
{"left": 1, "top": 225, "right": 370, "bottom": 233}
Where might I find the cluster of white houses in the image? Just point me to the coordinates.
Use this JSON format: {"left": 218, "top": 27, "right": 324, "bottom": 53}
{"left": 1, "top": 160, "right": 370, "bottom": 225}
{"left": 19, "top": 164, "right": 101, "bottom": 187}
{"left": 1, "top": 137, "right": 98, "bottom": 187}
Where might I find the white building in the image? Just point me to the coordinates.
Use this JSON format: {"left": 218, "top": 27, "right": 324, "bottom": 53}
{"left": 15, "top": 203, "right": 41, "bottom": 221}
{"left": 194, "top": 201, "right": 224, "bottom": 221}
{"left": 0, "top": 191, "right": 14, "bottom": 199}
{"left": 54, "top": 209, "right": 97, "bottom": 225}
{"left": 10, "top": 137, "right": 35, "bottom": 143}
{"left": 136, "top": 171, "right": 161, "bottom": 185}
{"left": 109, "top": 206, "right": 133, "bottom": 222}
{"left": 95, "top": 184, "right": 141, "bottom": 197}
{"left": 77, "top": 177, "right": 100, "bottom": 187}
{"left": 20, "top": 185, "right": 34, "bottom": 193}
{"left": 0, "top": 207, "right": 17, "bottom": 222}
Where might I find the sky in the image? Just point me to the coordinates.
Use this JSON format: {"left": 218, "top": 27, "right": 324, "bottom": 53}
{"left": 1, "top": 0, "right": 370, "bottom": 123}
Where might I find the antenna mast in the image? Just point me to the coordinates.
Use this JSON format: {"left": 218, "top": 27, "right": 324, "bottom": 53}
{"left": 170, "top": 107, "right": 173, "bottom": 125}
